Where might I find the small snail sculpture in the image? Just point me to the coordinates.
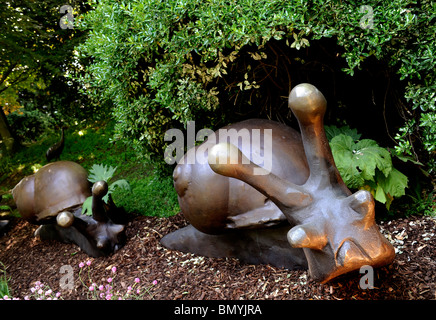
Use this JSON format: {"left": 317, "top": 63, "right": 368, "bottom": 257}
{"left": 12, "top": 161, "right": 125, "bottom": 257}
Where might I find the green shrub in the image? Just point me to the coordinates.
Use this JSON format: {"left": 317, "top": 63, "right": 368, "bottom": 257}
{"left": 6, "top": 109, "right": 54, "bottom": 143}
{"left": 75, "top": 0, "right": 435, "bottom": 176}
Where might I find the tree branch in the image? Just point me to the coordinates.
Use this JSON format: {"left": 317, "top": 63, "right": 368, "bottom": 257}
{"left": 0, "top": 62, "right": 18, "bottom": 88}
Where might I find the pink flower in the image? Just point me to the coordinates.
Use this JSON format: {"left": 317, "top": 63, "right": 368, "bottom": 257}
{"left": 45, "top": 289, "right": 52, "bottom": 296}
{"left": 89, "top": 286, "right": 95, "bottom": 291}
{"left": 79, "top": 262, "right": 85, "bottom": 268}
{"left": 136, "top": 289, "right": 140, "bottom": 294}
{"left": 86, "top": 260, "right": 92, "bottom": 266}
{"left": 111, "top": 266, "right": 117, "bottom": 274}
{"left": 134, "top": 278, "right": 140, "bottom": 283}
{"left": 107, "top": 277, "right": 113, "bottom": 283}
{"left": 56, "top": 292, "right": 61, "bottom": 298}
{"left": 99, "top": 285, "right": 104, "bottom": 291}
{"left": 152, "top": 280, "right": 158, "bottom": 285}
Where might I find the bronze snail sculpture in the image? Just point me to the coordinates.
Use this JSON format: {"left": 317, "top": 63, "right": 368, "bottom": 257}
{"left": 12, "top": 161, "right": 126, "bottom": 257}
{"left": 161, "top": 83, "right": 395, "bottom": 283}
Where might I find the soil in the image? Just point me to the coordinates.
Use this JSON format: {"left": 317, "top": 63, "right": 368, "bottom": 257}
{"left": 0, "top": 211, "right": 435, "bottom": 301}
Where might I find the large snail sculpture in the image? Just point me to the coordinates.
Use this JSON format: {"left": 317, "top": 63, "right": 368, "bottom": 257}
{"left": 12, "top": 161, "right": 126, "bottom": 257}
{"left": 161, "top": 83, "right": 395, "bottom": 283}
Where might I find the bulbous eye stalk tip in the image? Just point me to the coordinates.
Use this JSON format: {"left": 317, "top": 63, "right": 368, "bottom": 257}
{"left": 288, "top": 83, "right": 327, "bottom": 125}
{"left": 56, "top": 211, "right": 74, "bottom": 228}
{"left": 92, "top": 180, "right": 108, "bottom": 198}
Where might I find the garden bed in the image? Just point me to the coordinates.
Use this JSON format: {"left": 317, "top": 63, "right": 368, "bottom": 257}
{"left": 0, "top": 212, "right": 435, "bottom": 300}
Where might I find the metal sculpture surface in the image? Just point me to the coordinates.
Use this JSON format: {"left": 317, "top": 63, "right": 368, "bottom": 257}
{"left": 161, "top": 83, "right": 395, "bottom": 283}
{"left": 12, "top": 161, "right": 125, "bottom": 257}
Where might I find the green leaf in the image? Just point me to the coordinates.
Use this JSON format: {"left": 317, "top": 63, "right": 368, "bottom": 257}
{"left": 330, "top": 134, "right": 364, "bottom": 188}
{"left": 105, "top": 179, "right": 131, "bottom": 202}
{"left": 109, "top": 179, "right": 130, "bottom": 192}
{"left": 325, "top": 125, "right": 361, "bottom": 141}
{"left": 330, "top": 134, "right": 393, "bottom": 189}
{"left": 330, "top": 131, "right": 408, "bottom": 210}
{"left": 85, "top": 164, "right": 130, "bottom": 206}
{"left": 81, "top": 196, "right": 93, "bottom": 216}
{"left": 354, "top": 139, "right": 392, "bottom": 179}
{"left": 0, "top": 205, "right": 11, "bottom": 211}
{"left": 376, "top": 168, "right": 408, "bottom": 199}
{"left": 374, "top": 184, "right": 387, "bottom": 204}
{"left": 88, "top": 164, "right": 118, "bottom": 183}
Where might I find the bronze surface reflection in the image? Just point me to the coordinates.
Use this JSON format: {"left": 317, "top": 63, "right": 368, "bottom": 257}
{"left": 12, "top": 161, "right": 126, "bottom": 257}
{"left": 162, "top": 83, "right": 395, "bottom": 283}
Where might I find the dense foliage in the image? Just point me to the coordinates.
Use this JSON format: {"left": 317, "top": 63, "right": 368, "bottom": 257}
{"left": 76, "top": 0, "right": 435, "bottom": 177}
{"left": 0, "top": 1, "right": 99, "bottom": 149}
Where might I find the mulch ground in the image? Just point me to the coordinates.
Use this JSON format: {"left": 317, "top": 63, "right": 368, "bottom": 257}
{"left": 0, "top": 212, "right": 435, "bottom": 300}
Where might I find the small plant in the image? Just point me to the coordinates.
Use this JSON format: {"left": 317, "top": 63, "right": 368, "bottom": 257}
{"left": 23, "top": 281, "right": 62, "bottom": 300}
{"left": 402, "top": 182, "right": 435, "bottom": 217}
{"left": 0, "top": 262, "right": 11, "bottom": 298}
{"left": 1, "top": 281, "right": 62, "bottom": 300}
{"left": 78, "top": 260, "right": 157, "bottom": 300}
{"left": 82, "top": 164, "right": 130, "bottom": 216}
{"left": 326, "top": 125, "right": 408, "bottom": 209}
{"left": 1, "top": 261, "right": 63, "bottom": 300}
{"left": 0, "top": 205, "right": 12, "bottom": 212}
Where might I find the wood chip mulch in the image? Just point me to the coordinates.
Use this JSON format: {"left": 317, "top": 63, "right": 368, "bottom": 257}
{"left": 0, "top": 213, "right": 435, "bottom": 300}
